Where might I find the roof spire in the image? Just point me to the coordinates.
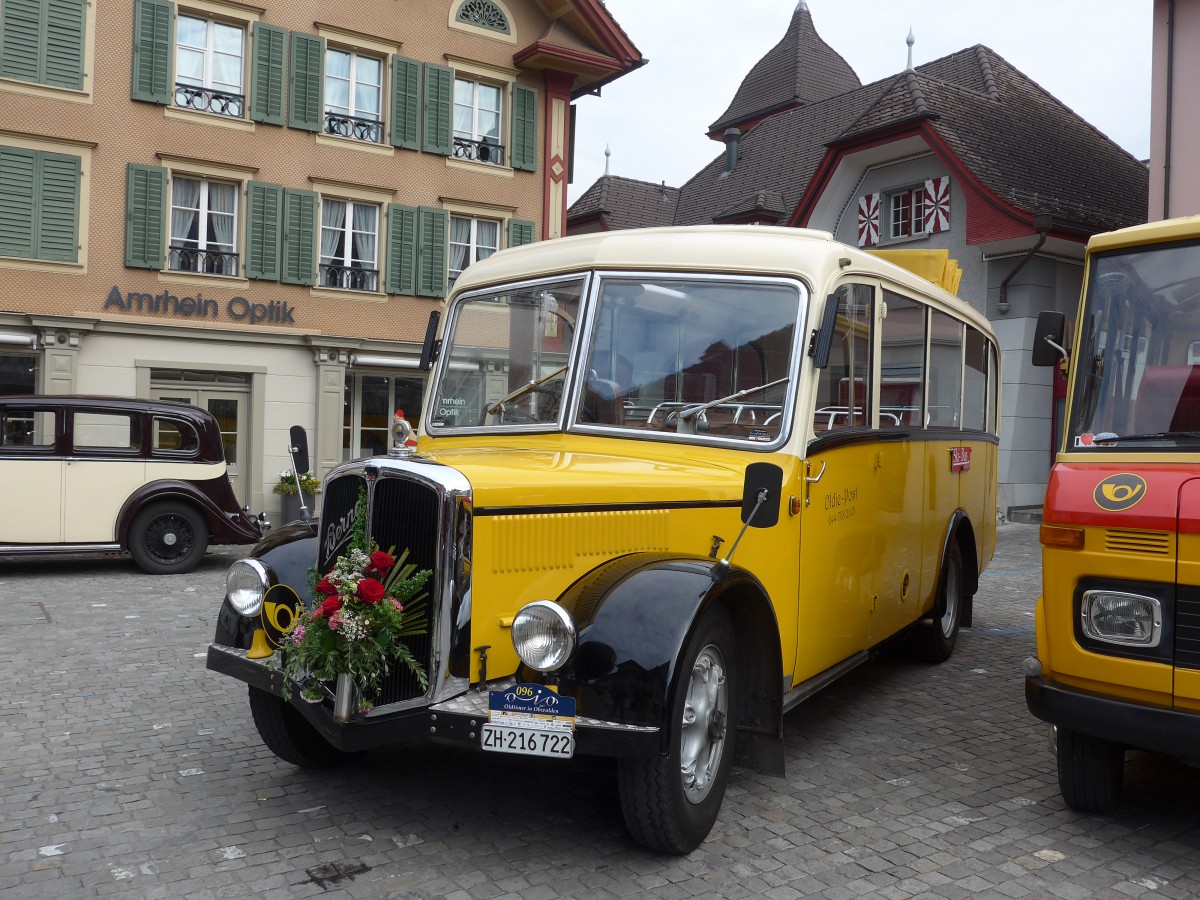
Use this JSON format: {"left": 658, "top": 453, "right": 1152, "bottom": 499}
{"left": 604, "top": 144, "right": 611, "bottom": 176}
{"left": 796, "top": 0, "right": 808, "bottom": 10}
{"left": 906, "top": 27, "right": 915, "bottom": 70}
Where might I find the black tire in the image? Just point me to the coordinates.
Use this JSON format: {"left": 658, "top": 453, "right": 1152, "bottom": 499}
{"left": 1057, "top": 727, "right": 1124, "bottom": 812}
{"left": 247, "top": 686, "right": 360, "bottom": 769}
{"left": 618, "top": 607, "right": 737, "bottom": 854}
{"left": 909, "top": 539, "right": 965, "bottom": 663}
{"left": 127, "top": 501, "right": 209, "bottom": 574}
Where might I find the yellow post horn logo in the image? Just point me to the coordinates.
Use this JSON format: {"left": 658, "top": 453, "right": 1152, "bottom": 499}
{"left": 260, "top": 584, "right": 302, "bottom": 648}
{"left": 1093, "top": 474, "right": 1147, "bottom": 512}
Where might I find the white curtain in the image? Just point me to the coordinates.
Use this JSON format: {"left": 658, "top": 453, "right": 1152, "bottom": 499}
{"left": 321, "top": 200, "right": 346, "bottom": 264}
{"left": 208, "top": 182, "right": 236, "bottom": 250}
{"left": 352, "top": 203, "right": 376, "bottom": 267}
{"left": 449, "top": 216, "right": 471, "bottom": 276}
{"left": 170, "top": 178, "right": 201, "bottom": 245}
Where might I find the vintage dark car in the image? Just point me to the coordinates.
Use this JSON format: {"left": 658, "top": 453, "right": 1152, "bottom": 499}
{"left": 0, "top": 395, "right": 264, "bottom": 573}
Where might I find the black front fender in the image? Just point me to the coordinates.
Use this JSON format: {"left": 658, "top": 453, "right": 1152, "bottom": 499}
{"left": 552, "top": 553, "right": 784, "bottom": 772}
{"left": 213, "top": 521, "right": 317, "bottom": 648}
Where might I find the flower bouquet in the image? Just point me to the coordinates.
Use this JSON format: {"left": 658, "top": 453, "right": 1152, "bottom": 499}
{"left": 279, "top": 488, "right": 430, "bottom": 712}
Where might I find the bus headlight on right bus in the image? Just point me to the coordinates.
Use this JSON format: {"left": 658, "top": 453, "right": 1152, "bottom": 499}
{"left": 1080, "top": 590, "right": 1162, "bottom": 647}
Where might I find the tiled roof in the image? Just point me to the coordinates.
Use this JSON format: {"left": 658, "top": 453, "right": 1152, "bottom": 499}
{"left": 675, "top": 45, "right": 1147, "bottom": 235}
{"left": 567, "top": 175, "right": 680, "bottom": 230}
{"left": 709, "top": 2, "right": 860, "bottom": 135}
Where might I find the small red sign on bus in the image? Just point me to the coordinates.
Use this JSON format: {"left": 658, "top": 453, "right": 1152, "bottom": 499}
{"left": 950, "top": 446, "right": 972, "bottom": 473}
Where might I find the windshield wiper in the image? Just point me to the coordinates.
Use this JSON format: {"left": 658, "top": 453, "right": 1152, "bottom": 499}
{"left": 1092, "top": 430, "right": 1200, "bottom": 444}
{"left": 484, "top": 365, "right": 568, "bottom": 417}
{"left": 677, "top": 376, "right": 791, "bottom": 423}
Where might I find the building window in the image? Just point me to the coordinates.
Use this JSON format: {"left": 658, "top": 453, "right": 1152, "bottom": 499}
{"left": 0, "top": 353, "right": 37, "bottom": 397}
{"left": 453, "top": 77, "right": 504, "bottom": 165}
{"left": 449, "top": 215, "right": 499, "bottom": 286}
{"left": 169, "top": 177, "right": 239, "bottom": 276}
{"left": 343, "top": 372, "right": 424, "bottom": 459}
{"left": 320, "top": 198, "right": 379, "bottom": 292}
{"left": 0, "top": 145, "right": 81, "bottom": 263}
{"left": 324, "top": 49, "right": 383, "bottom": 143}
{"left": 174, "top": 15, "right": 245, "bottom": 118}
{"left": 0, "top": 0, "right": 87, "bottom": 91}
{"left": 454, "top": 0, "right": 511, "bottom": 34}
{"left": 888, "top": 187, "right": 927, "bottom": 240}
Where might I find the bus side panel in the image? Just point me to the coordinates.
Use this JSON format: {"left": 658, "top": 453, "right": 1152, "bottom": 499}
{"left": 870, "top": 436, "right": 925, "bottom": 644}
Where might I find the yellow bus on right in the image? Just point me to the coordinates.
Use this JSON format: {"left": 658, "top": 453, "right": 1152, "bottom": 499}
{"left": 1026, "top": 214, "right": 1200, "bottom": 811}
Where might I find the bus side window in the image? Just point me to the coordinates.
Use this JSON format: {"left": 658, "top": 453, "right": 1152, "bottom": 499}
{"left": 880, "top": 291, "right": 926, "bottom": 428}
{"left": 813, "top": 284, "right": 873, "bottom": 432}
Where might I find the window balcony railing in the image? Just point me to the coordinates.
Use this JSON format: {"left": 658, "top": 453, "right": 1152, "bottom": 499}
{"left": 168, "top": 244, "right": 239, "bottom": 276}
{"left": 324, "top": 111, "right": 384, "bottom": 144}
{"left": 320, "top": 263, "right": 379, "bottom": 293}
{"left": 453, "top": 136, "right": 505, "bottom": 166}
{"left": 174, "top": 83, "right": 245, "bottom": 118}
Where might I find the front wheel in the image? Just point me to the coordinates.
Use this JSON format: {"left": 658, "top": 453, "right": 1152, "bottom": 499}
{"left": 908, "top": 540, "right": 964, "bottom": 663}
{"left": 128, "top": 501, "right": 208, "bottom": 574}
{"left": 618, "top": 607, "right": 737, "bottom": 854}
{"left": 248, "top": 686, "right": 360, "bottom": 769}
{"left": 1057, "top": 727, "right": 1124, "bottom": 812}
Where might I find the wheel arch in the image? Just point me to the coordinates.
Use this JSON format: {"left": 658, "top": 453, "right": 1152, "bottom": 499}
{"left": 555, "top": 553, "right": 784, "bottom": 774}
{"left": 932, "top": 510, "right": 979, "bottom": 627}
{"left": 116, "top": 480, "right": 228, "bottom": 547}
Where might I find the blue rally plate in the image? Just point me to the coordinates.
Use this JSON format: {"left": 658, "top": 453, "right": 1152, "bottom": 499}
{"left": 488, "top": 683, "right": 576, "bottom": 731}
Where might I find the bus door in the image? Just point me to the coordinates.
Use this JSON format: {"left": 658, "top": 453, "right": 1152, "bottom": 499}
{"left": 798, "top": 283, "right": 875, "bottom": 676}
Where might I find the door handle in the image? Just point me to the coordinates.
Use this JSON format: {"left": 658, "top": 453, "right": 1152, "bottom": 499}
{"left": 804, "top": 459, "right": 826, "bottom": 506}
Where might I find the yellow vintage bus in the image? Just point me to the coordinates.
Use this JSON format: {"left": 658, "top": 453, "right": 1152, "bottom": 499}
{"left": 209, "top": 226, "right": 999, "bottom": 853}
{"left": 1027, "top": 215, "right": 1200, "bottom": 811}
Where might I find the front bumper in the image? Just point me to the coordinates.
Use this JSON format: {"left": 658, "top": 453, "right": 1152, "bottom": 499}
{"left": 207, "top": 642, "right": 660, "bottom": 757}
{"left": 1026, "top": 673, "right": 1200, "bottom": 758}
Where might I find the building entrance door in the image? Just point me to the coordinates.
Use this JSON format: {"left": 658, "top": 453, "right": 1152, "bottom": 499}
{"left": 155, "top": 387, "right": 249, "bottom": 506}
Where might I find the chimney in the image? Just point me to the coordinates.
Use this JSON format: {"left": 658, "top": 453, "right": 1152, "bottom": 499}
{"left": 722, "top": 128, "right": 742, "bottom": 176}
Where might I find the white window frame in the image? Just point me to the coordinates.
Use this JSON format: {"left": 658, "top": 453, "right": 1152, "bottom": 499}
{"left": 173, "top": 13, "right": 245, "bottom": 118}
{"left": 168, "top": 176, "right": 240, "bottom": 277}
{"left": 888, "top": 186, "right": 927, "bottom": 240}
{"left": 324, "top": 47, "right": 384, "bottom": 141}
{"left": 319, "top": 197, "right": 380, "bottom": 292}
{"left": 453, "top": 76, "right": 504, "bottom": 164}
{"left": 449, "top": 214, "right": 500, "bottom": 286}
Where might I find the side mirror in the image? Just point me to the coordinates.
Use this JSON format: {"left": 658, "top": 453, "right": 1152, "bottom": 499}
{"left": 418, "top": 310, "right": 442, "bottom": 371}
{"left": 288, "top": 425, "right": 309, "bottom": 475}
{"left": 810, "top": 294, "right": 841, "bottom": 369}
{"left": 1032, "top": 310, "right": 1067, "bottom": 367}
{"left": 741, "top": 462, "right": 782, "bottom": 528}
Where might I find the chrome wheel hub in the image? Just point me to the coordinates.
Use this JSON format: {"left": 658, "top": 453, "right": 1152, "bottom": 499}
{"left": 679, "top": 644, "right": 728, "bottom": 804}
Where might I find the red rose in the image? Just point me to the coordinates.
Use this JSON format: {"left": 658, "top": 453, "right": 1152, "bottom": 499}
{"left": 357, "top": 578, "right": 386, "bottom": 604}
{"left": 315, "top": 577, "right": 337, "bottom": 596}
{"left": 316, "top": 596, "right": 343, "bottom": 618}
{"left": 367, "top": 551, "right": 395, "bottom": 576}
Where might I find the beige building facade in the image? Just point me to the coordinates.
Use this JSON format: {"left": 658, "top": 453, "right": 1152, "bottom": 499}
{"left": 0, "top": 0, "right": 641, "bottom": 520}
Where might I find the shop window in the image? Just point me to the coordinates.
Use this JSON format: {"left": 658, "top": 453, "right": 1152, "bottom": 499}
{"left": 0, "top": 352, "right": 37, "bottom": 396}
{"left": 343, "top": 371, "right": 424, "bottom": 459}
{"left": 169, "top": 176, "right": 239, "bottom": 276}
{"left": 320, "top": 198, "right": 379, "bottom": 292}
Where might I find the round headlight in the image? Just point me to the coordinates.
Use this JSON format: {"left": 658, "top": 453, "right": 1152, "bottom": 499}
{"left": 511, "top": 601, "right": 576, "bottom": 672}
{"left": 227, "top": 559, "right": 270, "bottom": 617}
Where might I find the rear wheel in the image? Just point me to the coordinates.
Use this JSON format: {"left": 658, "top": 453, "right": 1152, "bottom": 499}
{"left": 248, "top": 686, "right": 360, "bottom": 769}
{"left": 618, "top": 607, "right": 737, "bottom": 854}
{"left": 1057, "top": 727, "right": 1124, "bottom": 812}
{"left": 909, "top": 540, "right": 964, "bottom": 663}
{"left": 128, "top": 501, "right": 208, "bottom": 574}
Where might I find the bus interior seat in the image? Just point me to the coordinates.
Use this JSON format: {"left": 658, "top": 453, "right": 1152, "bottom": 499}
{"left": 1138, "top": 365, "right": 1200, "bottom": 432}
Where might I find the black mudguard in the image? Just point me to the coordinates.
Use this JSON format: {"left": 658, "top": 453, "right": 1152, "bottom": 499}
{"left": 552, "top": 553, "right": 786, "bottom": 775}
{"left": 213, "top": 521, "right": 317, "bottom": 648}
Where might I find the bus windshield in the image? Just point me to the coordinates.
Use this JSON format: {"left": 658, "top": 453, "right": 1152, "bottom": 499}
{"left": 1069, "top": 240, "right": 1200, "bottom": 447}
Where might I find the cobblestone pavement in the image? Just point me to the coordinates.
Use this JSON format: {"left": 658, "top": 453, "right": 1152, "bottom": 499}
{"left": 4, "top": 525, "right": 1200, "bottom": 899}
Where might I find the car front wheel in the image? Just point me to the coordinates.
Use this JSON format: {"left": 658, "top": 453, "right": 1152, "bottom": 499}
{"left": 128, "top": 501, "right": 209, "bottom": 574}
{"left": 248, "top": 686, "right": 360, "bottom": 769}
{"left": 618, "top": 606, "right": 737, "bottom": 854}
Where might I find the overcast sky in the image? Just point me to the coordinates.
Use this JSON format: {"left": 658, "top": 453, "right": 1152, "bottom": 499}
{"left": 568, "top": 1, "right": 1152, "bottom": 205}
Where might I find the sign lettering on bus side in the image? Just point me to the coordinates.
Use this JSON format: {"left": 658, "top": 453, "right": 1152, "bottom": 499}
{"left": 950, "top": 447, "right": 972, "bottom": 473}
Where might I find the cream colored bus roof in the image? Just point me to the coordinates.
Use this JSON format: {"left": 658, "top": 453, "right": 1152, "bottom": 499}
{"left": 450, "top": 225, "right": 993, "bottom": 336}
{"left": 1088, "top": 214, "right": 1200, "bottom": 254}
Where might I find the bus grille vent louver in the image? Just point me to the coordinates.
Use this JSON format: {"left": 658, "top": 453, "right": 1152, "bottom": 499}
{"left": 1103, "top": 529, "right": 1171, "bottom": 556}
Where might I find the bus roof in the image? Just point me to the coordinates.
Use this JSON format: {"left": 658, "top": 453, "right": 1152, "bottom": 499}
{"left": 1088, "top": 214, "right": 1200, "bottom": 254}
{"left": 452, "top": 225, "right": 990, "bottom": 333}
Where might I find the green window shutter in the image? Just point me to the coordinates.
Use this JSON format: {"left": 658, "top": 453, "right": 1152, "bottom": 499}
{"left": 385, "top": 204, "right": 418, "bottom": 295}
{"left": 245, "top": 182, "right": 283, "bottom": 280}
{"left": 124, "top": 163, "right": 166, "bottom": 269}
{"left": 0, "top": 147, "right": 37, "bottom": 259}
{"left": 416, "top": 206, "right": 447, "bottom": 298}
{"left": 280, "top": 189, "right": 317, "bottom": 285}
{"left": 0, "top": 0, "right": 41, "bottom": 84}
{"left": 250, "top": 23, "right": 287, "bottom": 126}
{"left": 35, "top": 151, "right": 80, "bottom": 262}
{"left": 390, "top": 56, "right": 421, "bottom": 151}
{"left": 422, "top": 63, "right": 452, "bottom": 156}
{"left": 288, "top": 32, "right": 323, "bottom": 132}
{"left": 131, "top": 0, "right": 173, "bottom": 105}
{"left": 44, "top": 0, "right": 86, "bottom": 89}
{"left": 510, "top": 85, "right": 537, "bottom": 172}
{"left": 507, "top": 219, "right": 535, "bottom": 249}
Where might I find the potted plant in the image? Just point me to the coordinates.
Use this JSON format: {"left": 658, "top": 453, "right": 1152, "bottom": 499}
{"left": 273, "top": 469, "right": 321, "bottom": 523}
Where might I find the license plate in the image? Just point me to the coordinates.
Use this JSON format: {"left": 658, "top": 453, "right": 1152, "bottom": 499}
{"left": 480, "top": 723, "right": 575, "bottom": 758}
